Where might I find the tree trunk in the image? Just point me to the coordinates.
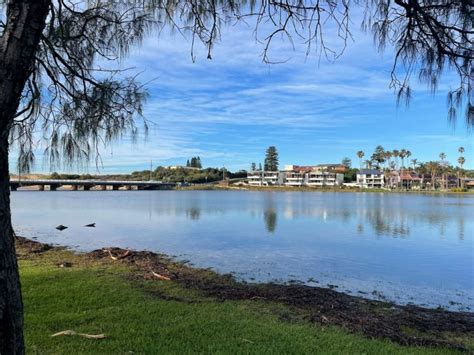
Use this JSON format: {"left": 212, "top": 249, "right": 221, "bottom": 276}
{"left": 0, "top": 1, "right": 51, "bottom": 353}
{"left": 0, "top": 133, "right": 24, "bottom": 354}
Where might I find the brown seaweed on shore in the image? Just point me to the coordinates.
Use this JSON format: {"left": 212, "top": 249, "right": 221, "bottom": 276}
{"left": 85, "top": 247, "right": 474, "bottom": 350}
{"left": 16, "top": 236, "right": 52, "bottom": 255}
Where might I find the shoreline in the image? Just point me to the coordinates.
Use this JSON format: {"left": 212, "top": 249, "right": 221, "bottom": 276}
{"left": 177, "top": 185, "right": 474, "bottom": 194}
{"left": 9, "top": 183, "right": 474, "bottom": 194}
{"left": 16, "top": 236, "right": 474, "bottom": 351}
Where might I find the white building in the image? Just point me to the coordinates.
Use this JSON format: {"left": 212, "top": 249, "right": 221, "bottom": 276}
{"left": 356, "top": 169, "right": 385, "bottom": 188}
{"left": 307, "top": 172, "right": 344, "bottom": 186}
{"left": 247, "top": 171, "right": 281, "bottom": 186}
{"left": 284, "top": 172, "right": 306, "bottom": 186}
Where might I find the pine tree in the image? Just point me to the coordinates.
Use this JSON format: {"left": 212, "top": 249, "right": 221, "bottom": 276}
{"left": 341, "top": 157, "right": 351, "bottom": 168}
{"left": 264, "top": 146, "right": 279, "bottom": 171}
{"left": 186, "top": 160, "right": 190, "bottom": 167}
{"left": 251, "top": 162, "right": 257, "bottom": 171}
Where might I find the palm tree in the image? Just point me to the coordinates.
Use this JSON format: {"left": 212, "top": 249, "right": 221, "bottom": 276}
{"left": 405, "top": 150, "right": 412, "bottom": 166}
{"left": 399, "top": 149, "right": 407, "bottom": 168}
{"left": 392, "top": 150, "right": 400, "bottom": 169}
{"left": 411, "top": 158, "right": 418, "bottom": 171}
{"left": 384, "top": 151, "right": 393, "bottom": 170}
{"left": 458, "top": 156, "right": 466, "bottom": 188}
{"left": 439, "top": 153, "right": 447, "bottom": 189}
{"left": 458, "top": 147, "right": 465, "bottom": 188}
{"left": 356, "top": 151, "right": 364, "bottom": 169}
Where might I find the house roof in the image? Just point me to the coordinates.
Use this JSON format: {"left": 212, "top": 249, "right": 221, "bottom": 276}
{"left": 291, "top": 166, "right": 313, "bottom": 173}
{"left": 399, "top": 172, "right": 422, "bottom": 180}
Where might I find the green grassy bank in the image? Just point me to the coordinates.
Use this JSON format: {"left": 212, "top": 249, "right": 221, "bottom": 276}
{"left": 19, "top": 242, "right": 469, "bottom": 354}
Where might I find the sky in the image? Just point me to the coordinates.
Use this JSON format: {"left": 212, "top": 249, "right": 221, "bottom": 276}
{"left": 11, "top": 14, "right": 473, "bottom": 173}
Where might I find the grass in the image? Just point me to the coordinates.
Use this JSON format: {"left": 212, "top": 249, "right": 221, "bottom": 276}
{"left": 20, "top": 247, "right": 462, "bottom": 354}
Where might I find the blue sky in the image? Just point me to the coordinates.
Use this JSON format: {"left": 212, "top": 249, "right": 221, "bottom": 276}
{"left": 13, "top": 18, "right": 473, "bottom": 173}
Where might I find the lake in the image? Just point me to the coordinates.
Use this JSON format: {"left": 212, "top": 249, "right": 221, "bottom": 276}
{"left": 11, "top": 190, "right": 474, "bottom": 311}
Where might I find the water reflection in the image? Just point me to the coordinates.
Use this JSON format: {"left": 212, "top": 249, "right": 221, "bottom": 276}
{"left": 186, "top": 207, "right": 201, "bottom": 220}
{"left": 257, "top": 193, "right": 468, "bottom": 239}
{"left": 264, "top": 209, "right": 277, "bottom": 233}
{"left": 10, "top": 191, "right": 473, "bottom": 310}
{"left": 176, "top": 192, "right": 469, "bottom": 239}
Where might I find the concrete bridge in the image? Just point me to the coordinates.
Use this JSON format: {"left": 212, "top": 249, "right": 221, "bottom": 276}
{"left": 9, "top": 179, "right": 176, "bottom": 191}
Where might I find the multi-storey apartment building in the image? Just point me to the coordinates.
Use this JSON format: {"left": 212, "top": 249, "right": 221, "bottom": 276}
{"left": 356, "top": 169, "right": 385, "bottom": 188}
{"left": 284, "top": 171, "right": 307, "bottom": 186}
{"left": 247, "top": 165, "right": 345, "bottom": 187}
{"left": 247, "top": 171, "right": 282, "bottom": 186}
{"left": 307, "top": 171, "right": 344, "bottom": 186}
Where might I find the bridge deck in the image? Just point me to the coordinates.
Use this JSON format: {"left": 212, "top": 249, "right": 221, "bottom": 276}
{"left": 10, "top": 179, "right": 175, "bottom": 187}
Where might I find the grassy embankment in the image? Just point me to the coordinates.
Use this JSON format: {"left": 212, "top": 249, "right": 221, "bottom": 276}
{"left": 18, "top": 239, "right": 473, "bottom": 354}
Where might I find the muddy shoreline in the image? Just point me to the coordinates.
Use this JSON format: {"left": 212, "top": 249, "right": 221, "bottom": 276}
{"left": 16, "top": 236, "right": 474, "bottom": 350}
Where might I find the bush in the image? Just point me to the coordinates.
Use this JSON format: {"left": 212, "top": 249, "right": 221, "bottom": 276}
{"left": 450, "top": 187, "right": 467, "bottom": 192}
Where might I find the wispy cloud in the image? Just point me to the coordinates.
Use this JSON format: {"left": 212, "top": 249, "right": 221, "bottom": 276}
{"left": 10, "top": 17, "right": 472, "bottom": 172}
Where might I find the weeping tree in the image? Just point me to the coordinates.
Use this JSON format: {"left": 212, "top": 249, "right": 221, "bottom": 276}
{"left": 0, "top": 0, "right": 472, "bottom": 353}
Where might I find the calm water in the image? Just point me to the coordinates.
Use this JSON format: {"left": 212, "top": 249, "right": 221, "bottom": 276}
{"left": 11, "top": 191, "right": 474, "bottom": 311}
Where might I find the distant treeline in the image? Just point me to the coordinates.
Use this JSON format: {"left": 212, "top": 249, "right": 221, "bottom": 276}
{"left": 47, "top": 167, "right": 247, "bottom": 184}
{"left": 146, "top": 166, "right": 246, "bottom": 183}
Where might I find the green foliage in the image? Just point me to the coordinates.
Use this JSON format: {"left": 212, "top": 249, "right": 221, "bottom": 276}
{"left": 371, "top": 146, "right": 386, "bottom": 168}
{"left": 341, "top": 157, "right": 351, "bottom": 168}
{"left": 48, "top": 172, "right": 81, "bottom": 180}
{"left": 46, "top": 166, "right": 247, "bottom": 183}
{"left": 188, "top": 156, "right": 202, "bottom": 168}
{"left": 264, "top": 146, "right": 279, "bottom": 171}
{"left": 153, "top": 166, "right": 219, "bottom": 183}
{"left": 344, "top": 168, "right": 358, "bottom": 183}
{"left": 450, "top": 187, "right": 468, "bottom": 193}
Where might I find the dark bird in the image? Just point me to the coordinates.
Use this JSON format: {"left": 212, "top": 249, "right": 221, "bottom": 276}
{"left": 85, "top": 223, "right": 96, "bottom": 228}
{"left": 56, "top": 225, "right": 68, "bottom": 231}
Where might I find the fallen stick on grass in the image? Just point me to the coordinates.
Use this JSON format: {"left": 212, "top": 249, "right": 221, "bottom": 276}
{"left": 151, "top": 271, "right": 171, "bottom": 281}
{"left": 51, "top": 330, "right": 106, "bottom": 339}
